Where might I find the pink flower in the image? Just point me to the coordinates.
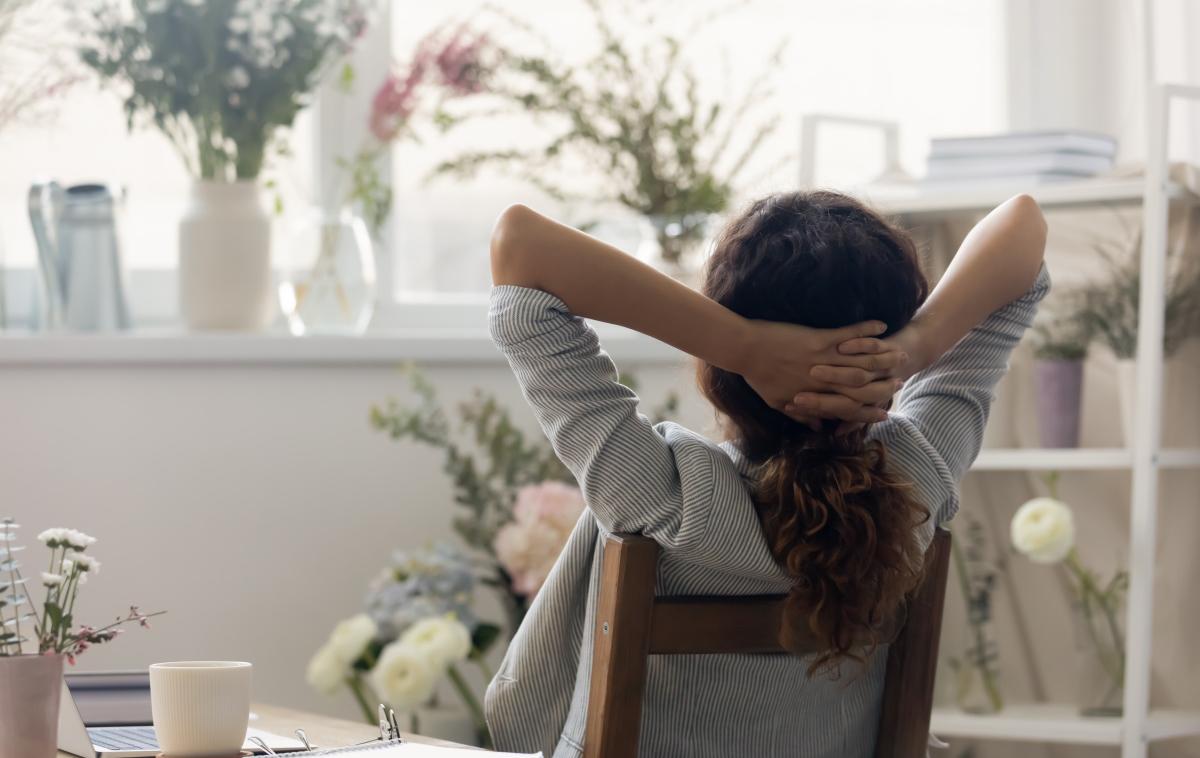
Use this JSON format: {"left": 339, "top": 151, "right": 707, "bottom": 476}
{"left": 369, "top": 67, "right": 424, "bottom": 142}
{"left": 493, "top": 482, "right": 586, "bottom": 597}
{"left": 367, "top": 24, "right": 492, "bottom": 143}
{"left": 431, "top": 27, "right": 491, "bottom": 96}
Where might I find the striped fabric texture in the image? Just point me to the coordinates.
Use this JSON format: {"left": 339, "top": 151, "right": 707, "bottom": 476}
{"left": 484, "top": 265, "right": 1050, "bottom": 758}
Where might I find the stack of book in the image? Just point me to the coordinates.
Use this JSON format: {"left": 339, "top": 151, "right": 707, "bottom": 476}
{"left": 923, "top": 131, "right": 1118, "bottom": 184}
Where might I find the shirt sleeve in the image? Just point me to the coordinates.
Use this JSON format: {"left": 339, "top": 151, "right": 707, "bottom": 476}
{"left": 488, "top": 285, "right": 720, "bottom": 552}
{"left": 894, "top": 264, "right": 1052, "bottom": 484}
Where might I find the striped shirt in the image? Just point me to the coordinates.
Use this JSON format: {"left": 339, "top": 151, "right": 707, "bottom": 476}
{"left": 484, "top": 265, "right": 1050, "bottom": 758}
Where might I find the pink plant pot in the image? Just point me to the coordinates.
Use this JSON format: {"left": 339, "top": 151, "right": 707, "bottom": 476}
{"left": 0, "top": 653, "right": 64, "bottom": 758}
{"left": 1033, "top": 359, "right": 1084, "bottom": 448}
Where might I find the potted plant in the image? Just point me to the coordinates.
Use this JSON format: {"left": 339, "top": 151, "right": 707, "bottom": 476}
{"left": 0, "top": 520, "right": 161, "bottom": 758}
{"left": 427, "top": 0, "right": 782, "bottom": 280}
{"left": 79, "top": 0, "right": 370, "bottom": 330}
{"left": 1076, "top": 241, "right": 1200, "bottom": 441}
{"left": 1030, "top": 304, "right": 1090, "bottom": 448}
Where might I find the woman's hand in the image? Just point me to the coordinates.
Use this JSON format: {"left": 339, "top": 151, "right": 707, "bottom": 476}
{"left": 737, "top": 319, "right": 910, "bottom": 424}
{"left": 785, "top": 318, "right": 933, "bottom": 430}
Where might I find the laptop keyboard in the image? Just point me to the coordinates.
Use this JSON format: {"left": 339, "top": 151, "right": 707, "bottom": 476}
{"left": 88, "top": 726, "right": 159, "bottom": 751}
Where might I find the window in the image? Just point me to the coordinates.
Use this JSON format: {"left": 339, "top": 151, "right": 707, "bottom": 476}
{"left": 0, "top": 0, "right": 1006, "bottom": 324}
{"left": 382, "top": 0, "right": 1007, "bottom": 295}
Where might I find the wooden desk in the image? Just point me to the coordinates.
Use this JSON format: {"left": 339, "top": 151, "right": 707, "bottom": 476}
{"left": 57, "top": 703, "right": 470, "bottom": 756}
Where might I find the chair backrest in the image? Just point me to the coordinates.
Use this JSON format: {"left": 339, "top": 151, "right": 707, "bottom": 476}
{"left": 583, "top": 529, "right": 952, "bottom": 758}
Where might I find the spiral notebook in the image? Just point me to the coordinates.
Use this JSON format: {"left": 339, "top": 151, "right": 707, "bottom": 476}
{"left": 301, "top": 739, "right": 542, "bottom": 757}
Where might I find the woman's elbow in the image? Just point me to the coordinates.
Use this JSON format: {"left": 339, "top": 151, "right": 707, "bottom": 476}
{"left": 1009, "top": 194, "right": 1048, "bottom": 276}
{"left": 490, "top": 203, "right": 537, "bottom": 285}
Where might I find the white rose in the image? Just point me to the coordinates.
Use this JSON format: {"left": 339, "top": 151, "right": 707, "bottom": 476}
{"left": 305, "top": 644, "right": 346, "bottom": 695}
{"left": 41, "top": 572, "right": 64, "bottom": 587}
{"left": 1011, "top": 497, "right": 1075, "bottom": 564}
{"left": 399, "top": 615, "right": 472, "bottom": 668}
{"left": 369, "top": 641, "right": 438, "bottom": 712}
{"left": 327, "top": 614, "right": 377, "bottom": 663}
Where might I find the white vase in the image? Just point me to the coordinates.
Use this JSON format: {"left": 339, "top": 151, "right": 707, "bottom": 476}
{"left": 0, "top": 653, "right": 63, "bottom": 758}
{"left": 178, "top": 180, "right": 274, "bottom": 330}
{"left": 1116, "top": 358, "right": 1137, "bottom": 444}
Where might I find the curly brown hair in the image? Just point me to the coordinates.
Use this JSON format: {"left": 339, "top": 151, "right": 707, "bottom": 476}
{"left": 698, "top": 190, "right": 931, "bottom": 675}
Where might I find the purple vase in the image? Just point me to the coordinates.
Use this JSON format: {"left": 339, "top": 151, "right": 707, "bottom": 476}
{"left": 1033, "top": 359, "right": 1084, "bottom": 448}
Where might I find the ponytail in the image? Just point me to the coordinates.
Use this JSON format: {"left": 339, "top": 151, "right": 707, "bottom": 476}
{"left": 752, "top": 433, "right": 928, "bottom": 675}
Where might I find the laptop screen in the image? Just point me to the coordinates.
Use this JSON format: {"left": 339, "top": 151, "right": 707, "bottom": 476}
{"left": 65, "top": 672, "right": 153, "bottom": 727}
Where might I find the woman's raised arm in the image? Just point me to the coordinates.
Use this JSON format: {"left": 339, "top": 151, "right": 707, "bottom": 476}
{"left": 881, "top": 194, "right": 1048, "bottom": 376}
{"left": 490, "top": 203, "right": 906, "bottom": 422}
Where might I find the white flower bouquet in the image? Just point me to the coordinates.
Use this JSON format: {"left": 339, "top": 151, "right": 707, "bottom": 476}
{"left": 1, "top": 519, "right": 162, "bottom": 660}
{"left": 307, "top": 543, "right": 501, "bottom": 746}
{"left": 78, "top": 0, "right": 371, "bottom": 180}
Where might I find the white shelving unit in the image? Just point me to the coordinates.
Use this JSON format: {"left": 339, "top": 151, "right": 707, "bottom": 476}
{"left": 869, "top": 83, "right": 1200, "bottom": 757}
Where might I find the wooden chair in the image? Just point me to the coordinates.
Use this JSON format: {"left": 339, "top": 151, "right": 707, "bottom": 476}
{"left": 582, "top": 529, "right": 952, "bottom": 758}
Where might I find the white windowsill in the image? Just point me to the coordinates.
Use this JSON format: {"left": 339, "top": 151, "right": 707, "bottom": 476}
{"left": 0, "top": 326, "right": 685, "bottom": 366}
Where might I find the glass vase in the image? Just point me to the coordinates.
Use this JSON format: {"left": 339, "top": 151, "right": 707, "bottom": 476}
{"left": 278, "top": 209, "right": 376, "bottom": 335}
{"left": 636, "top": 213, "right": 717, "bottom": 284}
{"left": 1074, "top": 598, "right": 1125, "bottom": 716}
{"left": 948, "top": 653, "right": 1003, "bottom": 715}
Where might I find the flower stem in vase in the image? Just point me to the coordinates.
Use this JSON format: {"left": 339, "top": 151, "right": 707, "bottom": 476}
{"left": 1063, "top": 550, "right": 1126, "bottom": 716}
{"left": 345, "top": 673, "right": 378, "bottom": 726}
{"left": 296, "top": 224, "right": 353, "bottom": 318}
{"left": 446, "top": 663, "right": 492, "bottom": 748}
{"left": 950, "top": 534, "right": 1003, "bottom": 713}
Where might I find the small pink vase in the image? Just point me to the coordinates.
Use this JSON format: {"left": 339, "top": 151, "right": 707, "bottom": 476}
{"left": 0, "top": 653, "right": 64, "bottom": 758}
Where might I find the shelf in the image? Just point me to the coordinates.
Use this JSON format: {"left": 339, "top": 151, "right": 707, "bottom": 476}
{"left": 859, "top": 177, "right": 1192, "bottom": 217}
{"left": 972, "top": 448, "right": 1132, "bottom": 471}
{"left": 931, "top": 705, "right": 1200, "bottom": 746}
{"left": 1159, "top": 448, "right": 1200, "bottom": 469}
{"left": 970, "top": 448, "right": 1200, "bottom": 471}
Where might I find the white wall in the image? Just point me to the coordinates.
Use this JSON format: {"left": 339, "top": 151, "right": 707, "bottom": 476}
{"left": 3, "top": 356, "right": 702, "bottom": 719}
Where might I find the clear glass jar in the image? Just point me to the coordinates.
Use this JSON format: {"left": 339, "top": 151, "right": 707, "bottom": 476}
{"left": 278, "top": 209, "right": 376, "bottom": 335}
{"left": 635, "top": 213, "right": 718, "bottom": 285}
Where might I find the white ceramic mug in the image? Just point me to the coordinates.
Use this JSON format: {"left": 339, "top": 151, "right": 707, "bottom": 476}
{"left": 149, "top": 661, "right": 252, "bottom": 757}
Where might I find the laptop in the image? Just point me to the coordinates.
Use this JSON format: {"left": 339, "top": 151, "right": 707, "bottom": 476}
{"left": 57, "top": 671, "right": 308, "bottom": 757}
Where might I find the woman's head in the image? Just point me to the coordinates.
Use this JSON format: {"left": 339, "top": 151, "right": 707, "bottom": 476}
{"left": 698, "top": 190, "right": 930, "bottom": 673}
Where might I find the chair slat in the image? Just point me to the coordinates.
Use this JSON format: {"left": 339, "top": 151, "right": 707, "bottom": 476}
{"left": 874, "top": 529, "right": 952, "bottom": 758}
{"left": 649, "top": 597, "right": 786, "bottom": 654}
{"left": 582, "top": 534, "right": 660, "bottom": 758}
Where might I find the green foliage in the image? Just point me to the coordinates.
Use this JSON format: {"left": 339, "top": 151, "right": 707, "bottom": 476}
{"left": 470, "top": 621, "right": 502, "bottom": 658}
{"left": 1031, "top": 300, "right": 1091, "bottom": 361}
{"left": 77, "top": 0, "right": 365, "bottom": 180}
{"left": 1076, "top": 240, "right": 1200, "bottom": 359}
{"left": 948, "top": 513, "right": 1003, "bottom": 712}
{"left": 371, "top": 368, "right": 570, "bottom": 552}
{"left": 370, "top": 366, "right": 678, "bottom": 553}
{"left": 430, "top": 0, "right": 782, "bottom": 261}
{"left": 339, "top": 145, "right": 393, "bottom": 234}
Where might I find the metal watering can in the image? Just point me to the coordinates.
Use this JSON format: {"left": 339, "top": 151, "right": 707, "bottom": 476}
{"left": 27, "top": 182, "right": 131, "bottom": 331}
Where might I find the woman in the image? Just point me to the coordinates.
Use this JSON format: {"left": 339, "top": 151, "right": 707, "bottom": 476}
{"left": 484, "top": 191, "right": 1048, "bottom": 757}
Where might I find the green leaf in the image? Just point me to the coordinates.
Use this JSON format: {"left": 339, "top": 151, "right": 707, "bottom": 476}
{"left": 45, "top": 602, "right": 63, "bottom": 628}
{"left": 471, "top": 623, "right": 502, "bottom": 656}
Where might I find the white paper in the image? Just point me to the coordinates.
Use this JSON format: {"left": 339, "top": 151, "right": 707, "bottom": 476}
{"left": 315, "top": 742, "right": 541, "bottom": 758}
